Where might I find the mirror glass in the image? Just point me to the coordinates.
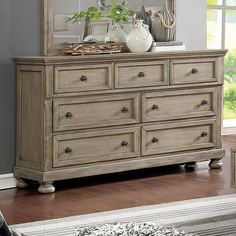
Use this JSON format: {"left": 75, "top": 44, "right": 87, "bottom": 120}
{"left": 53, "top": 0, "right": 167, "bottom": 44}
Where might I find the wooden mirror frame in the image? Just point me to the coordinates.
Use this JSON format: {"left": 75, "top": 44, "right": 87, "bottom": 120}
{"left": 41, "top": 0, "right": 176, "bottom": 55}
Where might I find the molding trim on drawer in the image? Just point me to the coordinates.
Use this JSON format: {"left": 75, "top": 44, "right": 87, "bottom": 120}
{"left": 53, "top": 127, "right": 140, "bottom": 168}
{"left": 115, "top": 61, "right": 169, "bottom": 89}
{"left": 142, "top": 87, "right": 218, "bottom": 123}
{"left": 54, "top": 64, "right": 112, "bottom": 93}
{"left": 170, "top": 58, "right": 219, "bottom": 85}
{"left": 53, "top": 93, "right": 140, "bottom": 131}
{"left": 141, "top": 119, "right": 217, "bottom": 156}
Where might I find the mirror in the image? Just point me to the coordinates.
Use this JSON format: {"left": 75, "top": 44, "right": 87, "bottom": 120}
{"left": 42, "top": 0, "right": 175, "bottom": 55}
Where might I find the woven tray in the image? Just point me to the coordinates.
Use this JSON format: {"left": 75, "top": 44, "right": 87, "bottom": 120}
{"left": 64, "top": 42, "right": 123, "bottom": 56}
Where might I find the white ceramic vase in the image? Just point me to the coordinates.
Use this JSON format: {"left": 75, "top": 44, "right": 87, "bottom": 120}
{"left": 105, "top": 23, "right": 127, "bottom": 43}
{"left": 126, "top": 20, "right": 153, "bottom": 53}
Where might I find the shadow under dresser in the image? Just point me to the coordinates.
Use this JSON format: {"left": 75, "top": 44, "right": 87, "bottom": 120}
{"left": 15, "top": 50, "right": 227, "bottom": 193}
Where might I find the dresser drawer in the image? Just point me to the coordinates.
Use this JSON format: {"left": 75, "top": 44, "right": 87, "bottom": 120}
{"left": 54, "top": 64, "right": 112, "bottom": 93}
{"left": 142, "top": 88, "right": 217, "bottom": 122}
{"left": 53, "top": 94, "right": 140, "bottom": 131}
{"left": 142, "top": 120, "right": 217, "bottom": 156}
{"left": 53, "top": 127, "right": 140, "bottom": 167}
{"left": 115, "top": 61, "right": 168, "bottom": 88}
{"left": 170, "top": 58, "right": 218, "bottom": 85}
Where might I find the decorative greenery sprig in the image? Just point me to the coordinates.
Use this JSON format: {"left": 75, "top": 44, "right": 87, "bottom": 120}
{"left": 68, "top": 7, "right": 102, "bottom": 22}
{"left": 68, "top": 0, "right": 135, "bottom": 23}
{"left": 106, "top": 0, "right": 135, "bottom": 22}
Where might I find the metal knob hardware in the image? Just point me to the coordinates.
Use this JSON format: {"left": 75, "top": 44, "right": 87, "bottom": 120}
{"left": 65, "top": 112, "right": 73, "bottom": 118}
{"left": 121, "top": 107, "right": 129, "bottom": 113}
{"left": 138, "top": 72, "right": 146, "bottom": 78}
{"left": 65, "top": 147, "right": 72, "bottom": 154}
{"left": 191, "top": 68, "right": 198, "bottom": 74}
{"left": 152, "top": 137, "right": 159, "bottom": 143}
{"left": 201, "top": 100, "right": 208, "bottom": 106}
{"left": 121, "top": 141, "right": 128, "bottom": 147}
{"left": 152, "top": 105, "right": 159, "bottom": 110}
{"left": 80, "top": 75, "right": 88, "bottom": 81}
{"left": 201, "top": 132, "right": 208, "bottom": 137}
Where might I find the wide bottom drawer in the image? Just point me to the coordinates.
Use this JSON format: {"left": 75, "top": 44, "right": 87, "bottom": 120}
{"left": 53, "top": 127, "right": 140, "bottom": 167}
{"left": 142, "top": 119, "right": 217, "bottom": 156}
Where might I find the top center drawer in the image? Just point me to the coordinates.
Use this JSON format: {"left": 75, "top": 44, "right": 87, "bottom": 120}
{"left": 54, "top": 64, "right": 112, "bottom": 93}
{"left": 115, "top": 61, "right": 168, "bottom": 89}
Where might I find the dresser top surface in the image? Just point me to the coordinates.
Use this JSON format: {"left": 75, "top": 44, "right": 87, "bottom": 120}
{"left": 15, "top": 49, "right": 227, "bottom": 65}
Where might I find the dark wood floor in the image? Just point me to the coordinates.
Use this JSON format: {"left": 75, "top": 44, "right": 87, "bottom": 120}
{"left": 1, "top": 135, "right": 236, "bottom": 225}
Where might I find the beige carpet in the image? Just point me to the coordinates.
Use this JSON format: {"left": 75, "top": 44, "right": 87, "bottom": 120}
{"left": 12, "top": 194, "right": 236, "bottom": 236}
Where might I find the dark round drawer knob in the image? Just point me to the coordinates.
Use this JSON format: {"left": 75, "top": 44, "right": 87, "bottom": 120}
{"left": 121, "top": 141, "right": 128, "bottom": 147}
{"left": 192, "top": 68, "right": 198, "bottom": 74}
{"left": 201, "top": 100, "right": 208, "bottom": 105}
{"left": 80, "top": 75, "right": 88, "bottom": 81}
{"left": 65, "top": 112, "right": 73, "bottom": 118}
{"left": 201, "top": 132, "right": 208, "bottom": 137}
{"left": 138, "top": 72, "right": 145, "bottom": 78}
{"left": 152, "top": 105, "right": 159, "bottom": 110}
{"left": 152, "top": 137, "right": 159, "bottom": 143}
{"left": 65, "top": 147, "right": 72, "bottom": 154}
{"left": 121, "top": 107, "right": 129, "bottom": 113}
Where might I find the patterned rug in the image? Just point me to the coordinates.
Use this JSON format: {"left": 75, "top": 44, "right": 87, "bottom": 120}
{"left": 11, "top": 194, "right": 236, "bottom": 236}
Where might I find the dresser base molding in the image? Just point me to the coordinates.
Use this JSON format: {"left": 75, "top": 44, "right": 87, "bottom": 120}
{"left": 14, "top": 148, "right": 225, "bottom": 192}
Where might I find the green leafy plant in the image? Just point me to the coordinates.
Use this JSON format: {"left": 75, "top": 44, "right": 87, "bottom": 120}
{"left": 224, "top": 84, "right": 236, "bottom": 119}
{"left": 68, "top": 0, "right": 135, "bottom": 23}
{"left": 68, "top": 7, "right": 102, "bottom": 22}
{"left": 105, "top": 0, "right": 135, "bottom": 23}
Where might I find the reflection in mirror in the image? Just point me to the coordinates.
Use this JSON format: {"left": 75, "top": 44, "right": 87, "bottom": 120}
{"left": 53, "top": 0, "right": 169, "bottom": 44}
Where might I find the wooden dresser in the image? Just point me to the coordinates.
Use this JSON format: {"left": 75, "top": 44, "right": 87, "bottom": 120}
{"left": 15, "top": 50, "right": 227, "bottom": 193}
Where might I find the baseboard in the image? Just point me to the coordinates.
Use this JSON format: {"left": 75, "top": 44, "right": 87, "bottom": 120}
{"left": 222, "top": 120, "right": 236, "bottom": 135}
{"left": 0, "top": 173, "right": 16, "bottom": 190}
{"left": 222, "top": 126, "right": 236, "bottom": 135}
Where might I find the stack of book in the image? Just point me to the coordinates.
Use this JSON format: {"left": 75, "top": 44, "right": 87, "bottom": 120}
{"left": 150, "top": 41, "right": 186, "bottom": 52}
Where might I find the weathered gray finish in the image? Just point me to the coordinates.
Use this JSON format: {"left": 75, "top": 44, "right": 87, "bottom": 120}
{"left": 53, "top": 94, "right": 140, "bottom": 131}
{"left": 142, "top": 87, "right": 217, "bottom": 123}
{"left": 54, "top": 64, "right": 112, "bottom": 93}
{"left": 115, "top": 61, "right": 169, "bottom": 89}
{"left": 15, "top": 50, "right": 226, "bottom": 193}
{"left": 142, "top": 119, "right": 217, "bottom": 156}
{"left": 53, "top": 127, "right": 140, "bottom": 168}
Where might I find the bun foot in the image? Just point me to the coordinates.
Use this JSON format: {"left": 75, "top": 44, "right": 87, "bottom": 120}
{"left": 209, "top": 159, "right": 223, "bottom": 169}
{"left": 16, "top": 178, "right": 28, "bottom": 189}
{"left": 38, "top": 182, "right": 55, "bottom": 194}
{"left": 184, "top": 162, "right": 198, "bottom": 171}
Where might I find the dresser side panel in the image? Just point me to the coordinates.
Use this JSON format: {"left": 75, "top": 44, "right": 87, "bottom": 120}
{"left": 16, "top": 65, "right": 46, "bottom": 171}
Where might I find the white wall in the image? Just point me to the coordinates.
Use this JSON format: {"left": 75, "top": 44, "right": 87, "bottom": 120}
{"left": 176, "top": 0, "right": 207, "bottom": 50}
